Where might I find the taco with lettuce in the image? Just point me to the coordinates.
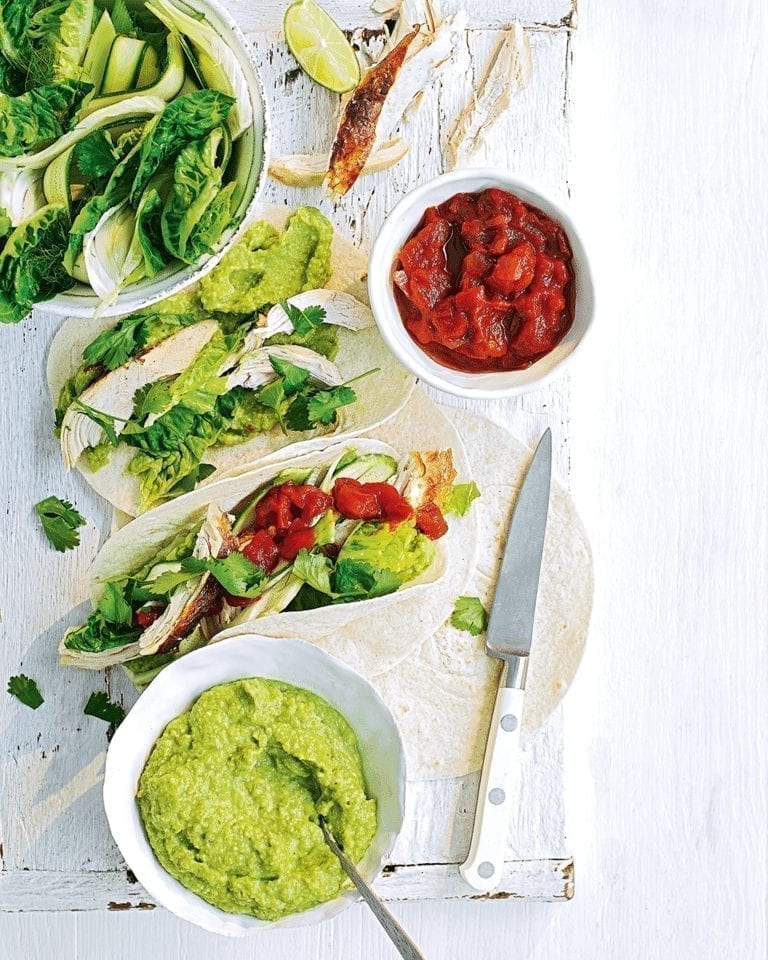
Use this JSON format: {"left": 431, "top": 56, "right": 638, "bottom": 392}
{"left": 59, "top": 427, "right": 479, "bottom": 685}
{"left": 47, "top": 204, "right": 414, "bottom": 515}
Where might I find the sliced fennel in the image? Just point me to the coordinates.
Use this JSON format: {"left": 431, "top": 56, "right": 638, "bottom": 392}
{"left": 0, "top": 95, "right": 166, "bottom": 171}
{"left": 0, "top": 168, "right": 46, "bottom": 225}
{"left": 29, "top": 0, "right": 95, "bottom": 83}
{"left": 145, "top": 0, "right": 252, "bottom": 139}
{"left": 83, "top": 201, "right": 144, "bottom": 302}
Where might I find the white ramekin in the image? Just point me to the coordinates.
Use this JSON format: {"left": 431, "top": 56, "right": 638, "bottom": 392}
{"left": 103, "top": 635, "right": 406, "bottom": 936}
{"left": 368, "top": 169, "right": 594, "bottom": 399}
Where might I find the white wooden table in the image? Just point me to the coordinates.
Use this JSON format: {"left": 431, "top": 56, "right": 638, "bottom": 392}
{"left": 2, "top": 0, "right": 768, "bottom": 956}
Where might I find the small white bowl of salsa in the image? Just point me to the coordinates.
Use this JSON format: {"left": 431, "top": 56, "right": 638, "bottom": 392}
{"left": 368, "top": 169, "right": 595, "bottom": 398}
{"left": 103, "top": 635, "right": 405, "bottom": 935}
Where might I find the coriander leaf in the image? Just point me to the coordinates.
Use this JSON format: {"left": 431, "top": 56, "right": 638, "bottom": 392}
{"left": 82, "top": 313, "right": 148, "bottom": 371}
{"left": 269, "top": 354, "right": 310, "bottom": 396}
{"left": 84, "top": 691, "right": 125, "bottom": 725}
{"left": 73, "top": 130, "right": 119, "bottom": 181}
{"left": 278, "top": 299, "right": 326, "bottom": 336}
{"left": 97, "top": 582, "right": 133, "bottom": 625}
{"left": 146, "top": 565, "right": 200, "bottom": 595}
{"left": 202, "top": 553, "right": 266, "bottom": 598}
{"left": 284, "top": 394, "right": 311, "bottom": 431}
{"left": 334, "top": 559, "right": 402, "bottom": 599}
{"left": 444, "top": 481, "right": 481, "bottom": 517}
{"left": 35, "top": 495, "right": 86, "bottom": 552}
{"left": 7, "top": 674, "right": 43, "bottom": 709}
{"left": 306, "top": 385, "right": 356, "bottom": 426}
{"left": 73, "top": 400, "right": 121, "bottom": 446}
{"left": 450, "top": 596, "right": 488, "bottom": 636}
{"left": 257, "top": 377, "right": 286, "bottom": 413}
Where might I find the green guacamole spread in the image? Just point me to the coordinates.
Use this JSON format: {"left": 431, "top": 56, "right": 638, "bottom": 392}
{"left": 137, "top": 678, "right": 377, "bottom": 921}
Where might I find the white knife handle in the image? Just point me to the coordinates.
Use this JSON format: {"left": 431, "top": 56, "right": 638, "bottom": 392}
{"left": 459, "top": 685, "right": 524, "bottom": 892}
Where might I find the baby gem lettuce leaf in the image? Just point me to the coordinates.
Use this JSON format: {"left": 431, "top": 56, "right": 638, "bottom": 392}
{"left": 444, "top": 481, "right": 481, "bottom": 517}
{"left": 28, "top": 0, "right": 95, "bottom": 85}
{"left": 450, "top": 596, "right": 488, "bottom": 636}
{"left": 84, "top": 691, "right": 125, "bottom": 725}
{"left": 7, "top": 674, "right": 44, "bottom": 709}
{"left": 0, "top": 0, "right": 39, "bottom": 72}
{"left": 35, "top": 494, "right": 86, "bottom": 551}
{"left": 0, "top": 80, "right": 93, "bottom": 158}
{"left": 130, "top": 90, "right": 235, "bottom": 206}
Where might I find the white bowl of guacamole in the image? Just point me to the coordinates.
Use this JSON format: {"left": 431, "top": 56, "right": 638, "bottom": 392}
{"left": 103, "top": 635, "right": 405, "bottom": 935}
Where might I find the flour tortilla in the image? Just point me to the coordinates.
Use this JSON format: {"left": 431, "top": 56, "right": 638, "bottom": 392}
{"left": 371, "top": 407, "right": 593, "bottom": 781}
{"left": 47, "top": 203, "right": 415, "bottom": 516}
{"left": 90, "top": 392, "right": 478, "bottom": 677}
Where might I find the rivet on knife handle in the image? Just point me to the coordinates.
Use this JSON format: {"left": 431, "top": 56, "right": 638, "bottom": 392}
{"left": 459, "top": 684, "right": 524, "bottom": 892}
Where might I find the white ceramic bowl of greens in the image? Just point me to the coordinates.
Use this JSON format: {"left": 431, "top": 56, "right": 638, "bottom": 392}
{"left": 103, "top": 635, "right": 406, "bottom": 936}
{"left": 3, "top": 0, "right": 269, "bottom": 320}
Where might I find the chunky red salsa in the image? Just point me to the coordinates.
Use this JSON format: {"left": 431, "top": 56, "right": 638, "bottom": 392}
{"left": 393, "top": 188, "right": 575, "bottom": 372}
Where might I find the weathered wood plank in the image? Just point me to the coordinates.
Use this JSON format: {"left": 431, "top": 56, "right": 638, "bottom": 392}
{"left": 0, "top": 859, "right": 573, "bottom": 911}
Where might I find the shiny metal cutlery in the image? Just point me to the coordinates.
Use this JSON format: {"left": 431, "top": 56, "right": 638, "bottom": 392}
{"left": 459, "top": 428, "right": 552, "bottom": 892}
{"left": 320, "top": 818, "right": 425, "bottom": 959}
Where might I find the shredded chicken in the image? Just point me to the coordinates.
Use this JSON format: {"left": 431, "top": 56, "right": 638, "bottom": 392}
{"left": 446, "top": 21, "right": 533, "bottom": 167}
{"left": 270, "top": 138, "right": 408, "bottom": 187}
{"left": 326, "top": 26, "right": 420, "bottom": 195}
{"left": 404, "top": 449, "right": 457, "bottom": 507}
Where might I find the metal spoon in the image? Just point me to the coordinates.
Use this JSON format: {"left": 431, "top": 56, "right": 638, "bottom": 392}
{"left": 319, "top": 818, "right": 426, "bottom": 960}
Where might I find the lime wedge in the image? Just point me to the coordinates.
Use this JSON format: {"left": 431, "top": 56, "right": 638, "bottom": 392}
{"left": 284, "top": 0, "right": 361, "bottom": 94}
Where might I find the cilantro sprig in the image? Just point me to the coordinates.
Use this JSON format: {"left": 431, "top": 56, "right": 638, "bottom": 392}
{"left": 278, "top": 299, "right": 327, "bottom": 337}
{"left": 84, "top": 691, "right": 125, "bottom": 726}
{"left": 450, "top": 596, "right": 489, "bottom": 636}
{"left": 35, "top": 496, "right": 86, "bottom": 552}
{"left": 7, "top": 675, "right": 44, "bottom": 709}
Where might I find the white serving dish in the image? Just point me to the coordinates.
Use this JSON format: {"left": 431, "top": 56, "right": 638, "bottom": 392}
{"left": 367, "top": 168, "right": 595, "bottom": 399}
{"left": 45, "top": 0, "right": 269, "bottom": 319}
{"left": 103, "top": 635, "right": 406, "bottom": 936}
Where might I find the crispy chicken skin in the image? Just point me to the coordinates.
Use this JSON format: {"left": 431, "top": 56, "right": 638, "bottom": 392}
{"left": 326, "top": 26, "right": 420, "bottom": 195}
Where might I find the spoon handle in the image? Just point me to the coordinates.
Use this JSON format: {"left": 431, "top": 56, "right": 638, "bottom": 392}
{"left": 321, "top": 821, "right": 425, "bottom": 960}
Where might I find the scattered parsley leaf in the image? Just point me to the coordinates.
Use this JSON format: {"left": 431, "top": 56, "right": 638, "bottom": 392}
{"left": 444, "top": 482, "right": 481, "bottom": 517}
{"left": 450, "top": 596, "right": 488, "bottom": 636}
{"left": 307, "top": 386, "right": 357, "bottom": 426}
{"left": 73, "top": 401, "right": 122, "bottom": 446}
{"left": 96, "top": 582, "right": 133, "bottom": 625}
{"left": 269, "top": 355, "right": 310, "bottom": 396}
{"left": 278, "top": 299, "right": 326, "bottom": 337}
{"left": 35, "top": 496, "right": 86, "bottom": 552}
{"left": 84, "top": 691, "right": 125, "bottom": 726}
{"left": 7, "top": 675, "right": 44, "bottom": 709}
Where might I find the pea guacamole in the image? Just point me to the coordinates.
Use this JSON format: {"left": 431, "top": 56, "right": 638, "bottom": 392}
{"left": 137, "top": 678, "right": 377, "bottom": 921}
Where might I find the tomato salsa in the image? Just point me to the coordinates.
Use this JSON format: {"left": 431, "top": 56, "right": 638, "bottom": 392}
{"left": 393, "top": 188, "right": 575, "bottom": 372}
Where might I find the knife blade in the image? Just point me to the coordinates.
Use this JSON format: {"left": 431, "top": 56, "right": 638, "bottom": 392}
{"left": 459, "top": 429, "right": 552, "bottom": 892}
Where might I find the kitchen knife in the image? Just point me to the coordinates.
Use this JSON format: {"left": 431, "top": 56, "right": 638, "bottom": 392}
{"left": 459, "top": 428, "right": 552, "bottom": 892}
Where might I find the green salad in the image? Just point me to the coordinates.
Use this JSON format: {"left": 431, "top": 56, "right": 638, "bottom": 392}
{"left": 0, "top": 0, "right": 254, "bottom": 322}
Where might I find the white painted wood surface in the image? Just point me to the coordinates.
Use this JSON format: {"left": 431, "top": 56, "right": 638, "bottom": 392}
{"left": 3, "top": 0, "right": 768, "bottom": 955}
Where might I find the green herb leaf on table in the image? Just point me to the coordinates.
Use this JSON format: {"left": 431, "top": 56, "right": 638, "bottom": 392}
{"left": 450, "top": 596, "right": 489, "bottom": 636}
{"left": 35, "top": 495, "right": 86, "bottom": 552}
{"left": 84, "top": 691, "right": 125, "bottom": 726}
{"left": 7, "top": 675, "right": 44, "bottom": 709}
{"left": 278, "top": 299, "right": 327, "bottom": 336}
{"left": 444, "top": 481, "right": 481, "bottom": 517}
